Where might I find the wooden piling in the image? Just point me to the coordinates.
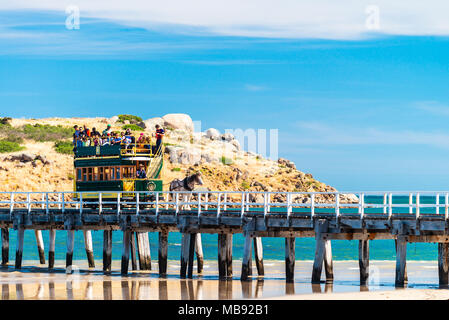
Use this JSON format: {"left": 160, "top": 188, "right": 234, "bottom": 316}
{"left": 241, "top": 234, "right": 252, "bottom": 281}
{"left": 130, "top": 232, "right": 137, "bottom": 271}
{"left": 121, "top": 230, "right": 131, "bottom": 275}
{"left": 438, "top": 242, "right": 449, "bottom": 285}
{"left": 180, "top": 233, "right": 190, "bottom": 278}
{"left": 285, "top": 237, "right": 295, "bottom": 282}
{"left": 136, "top": 232, "right": 151, "bottom": 270}
{"left": 34, "top": 230, "right": 45, "bottom": 264}
{"left": 395, "top": 236, "right": 407, "bottom": 287}
{"left": 226, "top": 234, "right": 233, "bottom": 277}
{"left": 312, "top": 219, "right": 327, "bottom": 283}
{"left": 103, "top": 230, "right": 112, "bottom": 273}
{"left": 48, "top": 229, "right": 56, "bottom": 269}
{"left": 83, "top": 230, "right": 95, "bottom": 268}
{"left": 66, "top": 230, "right": 75, "bottom": 268}
{"left": 1, "top": 228, "right": 8, "bottom": 265}
{"left": 253, "top": 237, "right": 264, "bottom": 276}
{"left": 195, "top": 233, "right": 204, "bottom": 273}
{"left": 15, "top": 228, "right": 24, "bottom": 269}
{"left": 218, "top": 234, "right": 227, "bottom": 280}
{"left": 158, "top": 230, "right": 168, "bottom": 276}
{"left": 359, "top": 240, "right": 369, "bottom": 285}
{"left": 324, "top": 238, "right": 333, "bottom": 282}
{"left": 187, "top": 233, "right": 196, "bottom": 279}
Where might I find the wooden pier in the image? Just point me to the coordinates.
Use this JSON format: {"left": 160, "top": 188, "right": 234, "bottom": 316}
{"left": 1, "top": 190, "right": 449, "bottom": 287}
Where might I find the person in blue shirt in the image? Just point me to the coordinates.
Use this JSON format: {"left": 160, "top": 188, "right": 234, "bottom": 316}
{"left": 136, "top": 164, "right": 147, "bottom": 179}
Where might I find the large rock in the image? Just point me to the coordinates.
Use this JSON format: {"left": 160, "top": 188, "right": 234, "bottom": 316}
{"left": 205, "top": 128, "right": 220, "bottom": 140}
{"left": 201, "top": 153, "right": 219, "bottom": 163}
{"left": 110, "top": 116, "right": 119, "bottom": 123}
{"left": 162, "top": 114, "right": 194, "bottom": 132}
{"left": 143, "top": 117, "right": 164, "bottom": 132}
{"left": 278, "top": 157, "right": 296, "bottom": 170}
{"left": 220, "top": 133, "right": 234, "bottom": 142}
{"left": 178, "top": 149, "right": 201, "bottom": 165}
{"left": 230, "top": 139, "right": 241, "bottom": 151}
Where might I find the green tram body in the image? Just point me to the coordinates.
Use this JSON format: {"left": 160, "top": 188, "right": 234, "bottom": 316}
{"left": 73, "top": 143, "right": 164, "bottom": 201}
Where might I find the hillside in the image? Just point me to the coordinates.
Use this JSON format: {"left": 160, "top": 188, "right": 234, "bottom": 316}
{"left": 0, "top": 114, "right": 357, "bottom": 203}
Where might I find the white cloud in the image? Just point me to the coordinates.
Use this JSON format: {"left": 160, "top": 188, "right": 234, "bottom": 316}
{"left": 292, "top": 121, "right": 449, "bottom": 149}
{"left": 3, "top": 1, "right": 449, "bottom": 39}
{"left": 415, "top": 101, "right": 449, "bottom": 116}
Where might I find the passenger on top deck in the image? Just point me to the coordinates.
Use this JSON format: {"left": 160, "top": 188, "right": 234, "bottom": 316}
{"left": 91, "top": 127, "right": 99, "bottom": 137}
{"left": 154, "top": 124, "right": 164, "bottom": 153}
{"left": 102, "top": 124, "right": 112, "bottom": 136}
{"left": 83, "top": 125, "right": 91, "bottom": 137}
{"left": 136, "top": 164, "right": 147, "bottom": 179}
{"left": 73, "top": 125, "right": 80, "bottom": 146}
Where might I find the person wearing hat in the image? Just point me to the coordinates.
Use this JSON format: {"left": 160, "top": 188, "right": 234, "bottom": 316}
{"left": 102, "top": 124, "right": 112, "bottom": 136}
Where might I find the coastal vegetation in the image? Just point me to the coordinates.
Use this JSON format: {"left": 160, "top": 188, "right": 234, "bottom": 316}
{"left": 122, "top": 124, "right": 144, "bottom": 131}
{"left": 0, "top": 122, "right": 72, "bottom": 142}
{"left": 54, "top": 140, "right": 73, "bottom": 155}
{"left": 0, "top": 139, "right": 25, "bottom": 153}
{"left": 117, "top": 114, "right": 142, "bottom": 124}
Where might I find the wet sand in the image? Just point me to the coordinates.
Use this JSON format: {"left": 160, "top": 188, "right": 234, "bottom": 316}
{"left": 0, "top": 260, "right": 445, "bottom": 299}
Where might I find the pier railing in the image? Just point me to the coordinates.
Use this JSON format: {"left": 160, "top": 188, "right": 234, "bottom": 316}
{"left": 1, "top": 191, "right": 449, "bottom": 219}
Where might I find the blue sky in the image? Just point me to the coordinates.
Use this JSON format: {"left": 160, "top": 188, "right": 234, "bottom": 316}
{"left": 3, "top": 3, "right": 449, "bottom": 191}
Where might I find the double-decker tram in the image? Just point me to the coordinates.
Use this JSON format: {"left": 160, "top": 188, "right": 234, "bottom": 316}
{"left": 73, "top": 139, "right": 164, "bottom": 207}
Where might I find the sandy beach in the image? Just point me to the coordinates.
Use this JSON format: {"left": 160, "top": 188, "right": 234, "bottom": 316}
{"left": 0, "top": 259, "right": 446, "bottom": 300}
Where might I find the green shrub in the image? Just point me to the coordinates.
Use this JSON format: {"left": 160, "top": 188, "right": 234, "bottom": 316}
{"left": 122, "top": 124, "right": 144, "bottom": 131}
{"left": 117, "top": 114, "right": 143, "bottom": 124}
{"left": 171, "top": 167, "right": 181, "bottom": 172}
{"left": 0, "top": 117, "right": 11, "bottom": 125}
{"left": 3, "top": 135, "right": 24, "bottom": 144}
{"left": 220, "top": 156, "right": 233, "bottom": 165}
{"left": 241, "top": 181, "right": 250, "bottom": 190}
{"left": 54, "top": 140, "right": 73, "bottom": 154}
{"left": 22, "top": 124, "right": 73, "bottom": 142}
{"left": 0, "top": 140, "right": 25, "bottom": 153}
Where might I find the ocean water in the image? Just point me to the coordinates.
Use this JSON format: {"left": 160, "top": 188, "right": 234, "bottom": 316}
{"left": 5, "top": 194, "right": 444, "bottom": 262}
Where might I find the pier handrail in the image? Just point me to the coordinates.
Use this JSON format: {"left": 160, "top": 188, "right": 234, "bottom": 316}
{"left": 1, "top": 190, "right": 449, "bottom": 219}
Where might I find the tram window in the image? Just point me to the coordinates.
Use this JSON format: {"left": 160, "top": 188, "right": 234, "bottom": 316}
{"left": 88, "top": 168, "right": 93, "bottom": 181}
{"left": 116, "top": 167, "right": 120, "bottom": 179}
{"left": 111, "top": 167, "right": 115, "bottom": 180}
{"left": 82, "top": 168, "right": 87, "bottom": 182}
{"left": 94, "top": 167, "right": 98, "bottom": 181}
{"left": 99, "top": 167, "right": 104, "bottom": 181}
{"left": 105, "top": 167, "right": 110, "bottom": 180}
{"left": 77, "top": 169, "right": 82, "bottom": 181}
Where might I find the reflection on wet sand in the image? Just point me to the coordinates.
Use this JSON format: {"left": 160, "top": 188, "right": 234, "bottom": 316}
{"left": 103, "top": 280, "right": 112, "bottom": 300}
{"left": 285, "top": 282, "right": 295, "bottom": 295}
{"left": 2, "top": 283, "right": 8, "bottom": 300}
{"left": 0, "top": 260, "right": 440, "bottom": 299}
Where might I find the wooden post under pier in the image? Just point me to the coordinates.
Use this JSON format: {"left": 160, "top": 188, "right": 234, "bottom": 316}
{"left": 312, "top": 219, "right": 333, "bottom": 283}
{"left": 48, "top": 229, "right": 56, "bottom": 269}
{"left": 195, "top": 233, "right": 204, "bottom": 273}
{"left": 395, "top": 236, "right": 407, "bottom": 287}
{"left": 1, "top": 228, "right": 8, "bottom": 265}
{"left": 158, "top": 230, "right": 168, "bottom": 276}
{"left": 187, "top": 233, "right": 196, "bottom": 279}
{"left": 66, "top": 230, "right": 75, "bottom": 268}
{"left": 254, "top": 237, "right": 264, "bottom": 276}
{"left": 103, "top": 230, "right": 112, "bottom": 273}
{"left": 218, "top": 234, "right": 227, "bottom": 280}
{"left": 83, "top": 230, "right": 95, "bottom": 268}
{"left": 180, "top": 233, "right": 190, "bottom": 279}
{"left": 136, "top": 232, "right": 151, "bottom": 270}
{"left": 285, "top": 237, "right": 295, "bottom": 283}
{"left": 359, "top": 240, "right": 369, "bottom": 285}
{"left": 241, "top": 234, "right": 252, "bottom": 281}
{"left": 438, "top": 243, "right": 449, "bottom": 286}
{"left": 121, "top": 230, "right": 131, "bottom": 275}
{"left": 34, "top": 230, "right": 45, "bottom": 264}
{"left": 130, "top": 232, "right": 137, "bottom": 271}
{"left": 15, "top": 227, "right": 24, "bottom": 269}
{"left": 226, "top": 234, "right": 233, "bottom": 277}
